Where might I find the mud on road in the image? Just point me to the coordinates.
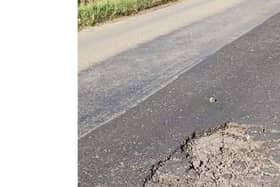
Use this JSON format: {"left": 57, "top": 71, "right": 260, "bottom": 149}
{"left": 145, "top": 122, "right": 280, "bottom": 187}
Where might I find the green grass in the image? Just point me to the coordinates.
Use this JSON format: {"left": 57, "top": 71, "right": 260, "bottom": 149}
{"left": 78, "top": 0, "right": 174, "bottom": 30}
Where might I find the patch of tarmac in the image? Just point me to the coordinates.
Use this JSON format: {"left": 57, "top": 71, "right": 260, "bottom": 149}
{"left": 144, "top": 122, "right": 280, "bottom": 187}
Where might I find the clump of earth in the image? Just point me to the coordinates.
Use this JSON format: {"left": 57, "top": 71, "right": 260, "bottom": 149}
{"left": 145, "top": 122, "right": 280, "bottom": 187}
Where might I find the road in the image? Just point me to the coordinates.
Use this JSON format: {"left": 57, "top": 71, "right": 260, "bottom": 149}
{"left": 79, "top": 0, "right": 280, "bottom": 137}
{"left": 79, "top": 0, "right": 280, "bottom": 186}
{"left": 78, "top": 0, "right": 244, "bottom": 70}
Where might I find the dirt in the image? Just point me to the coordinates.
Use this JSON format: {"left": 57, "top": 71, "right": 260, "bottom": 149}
{"left": 144, "top": 122, "right": 280, "bottom": 187}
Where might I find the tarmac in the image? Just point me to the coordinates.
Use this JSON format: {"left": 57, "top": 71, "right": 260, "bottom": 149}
{"left": 79, "top": 12, "right": 280, "bottom": 187}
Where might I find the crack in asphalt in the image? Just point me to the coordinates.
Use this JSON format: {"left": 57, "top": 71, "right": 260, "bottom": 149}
{"left": 143, "top": 122, "right": 229, "bottom": 186}
{"left": 144, "top": 123, "right": 280, "bottom": 187}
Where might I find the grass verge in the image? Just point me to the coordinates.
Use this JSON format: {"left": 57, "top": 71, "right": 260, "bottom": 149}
{"left": 78, "top": 0, "right": 176, "bottom": 30}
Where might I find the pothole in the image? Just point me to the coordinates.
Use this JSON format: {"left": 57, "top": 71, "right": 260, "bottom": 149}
{"left": 144, "top": 122, "right": 280, "bottom": 187}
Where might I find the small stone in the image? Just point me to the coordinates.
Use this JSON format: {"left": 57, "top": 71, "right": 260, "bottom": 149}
{"left": 222, "top": 173, "right": 232, "bottom": 180}
{"left": 209, "top": 96, "right": 217, "bottom": 103}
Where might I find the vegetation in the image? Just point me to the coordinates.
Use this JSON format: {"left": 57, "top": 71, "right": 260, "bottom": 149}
{"left": 78, "top": 0, "right": 175, "bottom": 30}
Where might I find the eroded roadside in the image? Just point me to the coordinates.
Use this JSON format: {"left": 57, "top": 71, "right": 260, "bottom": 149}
{"left": 144, "top": 122, "right": 280, "bottom": 187}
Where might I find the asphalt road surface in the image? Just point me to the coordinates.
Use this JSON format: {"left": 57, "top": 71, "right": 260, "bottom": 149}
{"left": 79, "top": 0, "right": 244, "bottom": 70}
{"left": 79, "top": 1, "right": 280, "bottom": 187}
{"left": 79, "top": 0, "right": 280, "bottom": 137}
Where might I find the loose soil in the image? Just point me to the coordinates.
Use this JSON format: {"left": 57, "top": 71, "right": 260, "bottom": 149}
{"left": 145, "top": 122, "right": 280, "bottom": 187}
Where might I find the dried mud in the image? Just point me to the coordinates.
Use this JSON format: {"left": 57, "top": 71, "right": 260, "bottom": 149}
{"left": 145, "top": 122, "right": 280, "bottom": 187}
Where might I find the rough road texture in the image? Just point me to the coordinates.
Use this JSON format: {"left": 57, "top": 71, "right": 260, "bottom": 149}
{"left": 145, "top": 123, "right": 280, "bottom": 186}
{"left": 79, "top": 13, "right": 280, "bottom": 186}
{"left": 78, "top": 0, "right": 280, "bottom": 137}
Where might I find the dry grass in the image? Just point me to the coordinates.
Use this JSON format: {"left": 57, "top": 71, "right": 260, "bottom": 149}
{"left": 78, "top": 0, "right": 175, "bottom": 30}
